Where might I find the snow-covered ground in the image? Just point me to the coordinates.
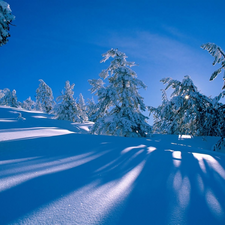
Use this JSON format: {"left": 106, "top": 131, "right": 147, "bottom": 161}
{"left": 0, "top": 106, "right": 225, "bottom": 225}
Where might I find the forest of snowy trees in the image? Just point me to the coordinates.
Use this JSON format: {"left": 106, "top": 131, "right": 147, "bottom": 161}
{"left": 1, "top": 45, "right": 225, "bottom": 141}
{"left": 1, "top": 1, "right": 225, "bottom": 149}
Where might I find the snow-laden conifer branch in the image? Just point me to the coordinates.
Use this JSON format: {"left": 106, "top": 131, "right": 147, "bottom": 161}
{"left": 0, "top": 0, "right": 15, "bottom": 46}
{"left": 201, "top": 43, "right": 225, "bottom": 89}
{"left": 88, "top": 79, "right": 105, "bottom": 94}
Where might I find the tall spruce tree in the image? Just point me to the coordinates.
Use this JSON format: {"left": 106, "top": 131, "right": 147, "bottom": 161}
{"left": 77, "top": 93, "right": 88, "bottom": 122}
{"left": 89, "top": 48, "right": 151, "bottom": 137}
{"left": 36, "top": 79, "right": 55, "bottom": 113}
{"left": 86, "top": 97, "right": 98, "bottom": 122}
{"left": 201, "top": 43, "right": 225, "bottom": 150}
{"left": 54, "top": 81, "right": 81, "bottom": 122}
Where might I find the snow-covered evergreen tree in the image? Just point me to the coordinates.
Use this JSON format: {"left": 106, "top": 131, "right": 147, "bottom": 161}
{"left": 148, "top": 89, "right": 172, "bottom": 134}
{"left": 86, "top": 97, "right": 98, "bottom": 122}
{"left": 89, "top": 48, "right": 151, "bottom": 137}
{"left": 11, "top": 89, "right": 18, "bottom": 107}
{"left": 201, "top": 43, "right": 225, "bottom": 89}
{"left": 54, "top": 81, "right": 82, "bottom": 122}
{"left": 0, "top": 88, "right": 19, "bottom": 107}
{"left": 0, "top": 88, "right": 10, "bottom": 105}
{"left": 201, "top": 43, "right": 225, "bottom": 150}
{"left": 77, "top": 93, "right": 88, "bottom": 122}
{"left": 149, "top": 75, "right": 224, "bottom": 136}
{"left": 0, "top": 0, "right": 15, "bottom": 46}
{"left": 36, "top": 79, "right": 55, "bottom": 113}
{"left": 22, "top": 97, "right": 35, "bottom": 111}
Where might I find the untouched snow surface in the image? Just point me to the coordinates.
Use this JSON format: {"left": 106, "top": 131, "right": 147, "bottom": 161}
{"left": 0, "top": 106, "right": 225, "bottom": 225}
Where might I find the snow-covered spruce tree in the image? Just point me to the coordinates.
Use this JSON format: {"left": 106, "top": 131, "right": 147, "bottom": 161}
{"left": 11, "top": 89, "right": 18, "bottom": 107}
{"left": 149, "top": 75, "right": 223, "bottom": 136}
{"left": 0, "top": 0, "right": 15, "bottom": 46}
{"left": 88, "top": 78, "right": 106, "bottom": 122}
{"left": 88, "top": 48, "right": 151, "bottom": 137}
{"left": 22, "top": 97, "right": 35, "bottom": 111}
{"left": 148, "top": 89, "right": 172, "bottom": 134}
{"left": 77, "top": 93, "right": 88, "bottom": 122}
{"left": 36, "top": 79, "right": 55, "bottom": 113}
{"left": 201, "top": 43, "right": 225, "bottom": 150}
{"left": 86, "top": 97, "right": 98, "bottom": 122}
{"left": 206, "top": 98, "right": 225, "bottom": 151}
{"left": 54, "top": 81, "right": 82, "bottom": 122}
{"left": 0, "top": 88, "right": 19, "bottom": 107}
{"left": 0, "top": 88, "right": 10, "bottom": 105}
{"left": 201, "top": 42, "right": 225, "bottom": 135}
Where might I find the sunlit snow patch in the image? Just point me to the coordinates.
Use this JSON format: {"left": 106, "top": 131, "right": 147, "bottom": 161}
{"left": 0, "top": 127, "right": 74, "bottom": 141}
{"left": 0, "top": 118, "right": 17, "bottom": 122}
{"left": 72, "top": 122, "right": 94, "bottom": 132}
{"left": 178, "top": 135, "right": 192, "bottom": 140}
{"left": 0, "top": 156, "right": 41, "bottom": 165}
{"left": 206, "top": 189, "right": 224, "bottom": 219}
{"left": 193, "top": 153, "right": 225, "bottom": 178}
{"left": 121, "top": 144, "right": 146, "bottom": 154}
{"left": 32, "top": 116, "right": 48, "bottom": 119}
{"left": 133, "top": 149, "right": 145, "bottom": 157}
{"left": 172, "top": 151, "right": 182, "bottom": 159}
{"left": 147, "top": 146, "right": 157, "bottom": 154}
{"left": 166, "top": 150, "right": 182, "bottom": 167}
{"left": 173, "top": 151, "right": 182, "bottom": 167}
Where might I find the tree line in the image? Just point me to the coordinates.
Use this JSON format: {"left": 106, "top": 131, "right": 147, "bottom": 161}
{"left": 1, "top": 46, "right": 225, "bottom": 139}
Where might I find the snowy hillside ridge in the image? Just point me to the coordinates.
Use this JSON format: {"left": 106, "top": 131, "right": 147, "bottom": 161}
{"left": 0, "top": 105, "right": 224, "bottom": 152}
{"left": 0, "top": 106, "right": 93, "bottom": 140}
{"left": 0, "top": 106, "right": 225, "bottom": 225}
{"left": 0, "top": 106, "right": 222, "bottom": 148}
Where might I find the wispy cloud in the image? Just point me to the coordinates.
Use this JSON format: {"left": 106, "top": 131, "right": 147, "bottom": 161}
{"left": 161, "top": 25, "right": 190, "bottom": 40}
{"left": 93, "top": 30, "right": 199, "bottom": 68}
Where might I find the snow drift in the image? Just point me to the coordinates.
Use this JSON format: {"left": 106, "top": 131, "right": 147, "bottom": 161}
{"left": 0, "top": 106, "right": 225, "bottom": 225}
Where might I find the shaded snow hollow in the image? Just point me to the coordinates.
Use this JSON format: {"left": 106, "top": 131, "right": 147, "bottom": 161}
{"left": 0, "top": 106, "right": 225, "bottom": 225}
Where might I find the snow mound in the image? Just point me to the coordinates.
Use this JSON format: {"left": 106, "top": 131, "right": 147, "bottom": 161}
{"left": 0, "top": 106, "right": 92, "bottom": 138}
{"left": 0, "top": 106, "right": 225, "bottom": 225}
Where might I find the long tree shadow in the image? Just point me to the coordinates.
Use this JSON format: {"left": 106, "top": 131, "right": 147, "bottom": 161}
{"left": 103, "top": 140, "right": 225, "bottom": 225}
{"left": 1, "top": 131, "right": 225, "bottom": 224}
{"left": 0, "top": 132, "right": 150, "bottom": 224}
{"left": 102, "top": 146, "right": 175, "bottom": 225}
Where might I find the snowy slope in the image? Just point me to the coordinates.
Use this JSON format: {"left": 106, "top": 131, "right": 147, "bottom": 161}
{"left": 0, "top": 106, "right": 225, "bottom": 225}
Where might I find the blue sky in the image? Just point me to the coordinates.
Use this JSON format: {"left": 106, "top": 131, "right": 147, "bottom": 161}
{"left": 1, "top": 0, "right": 225, "bottom": 123}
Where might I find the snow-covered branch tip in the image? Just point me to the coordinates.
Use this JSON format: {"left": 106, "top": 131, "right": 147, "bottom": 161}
{"left": 0, "top": 0, "right": 15, "bottom": 46}
{"left": 201, "top": 43, "right": 225, "bottom": 89}
{"left": 88, "top": 79, "right": 105, "bottom": 94}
